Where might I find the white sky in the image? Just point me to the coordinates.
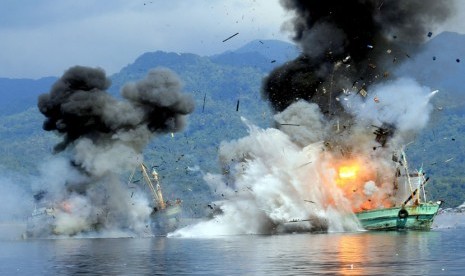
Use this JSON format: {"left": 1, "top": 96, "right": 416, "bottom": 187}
{"left": 1, "top": 0, "right": 464, "bottom": 79}
{"left": 0, "top": 0, "right": 293, "bottom": 79}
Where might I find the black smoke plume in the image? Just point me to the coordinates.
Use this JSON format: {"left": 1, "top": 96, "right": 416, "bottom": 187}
{"left": 263, "top": 0, "right": 453, "bottom": 116}
{"left": 34, "top": 66, "right": 194, "bottom": 236}
{"left": 38, "top": 66, "right": 194, "bottom": 154}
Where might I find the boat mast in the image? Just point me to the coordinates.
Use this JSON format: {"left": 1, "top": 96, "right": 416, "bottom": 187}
{"left": 400, "top": 149, "right": 415, "bottom": 204}
{"left": 140, "top": 163, "right": 166, "bottom": 210}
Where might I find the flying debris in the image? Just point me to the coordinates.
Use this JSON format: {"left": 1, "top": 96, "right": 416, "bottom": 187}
{"left": 427, "top": 31, "right": 433, "bottom": 37}
{"left": 359, "top": 89, "right": 368, "bottom": 97}
{"left": 373, "top": 125, "right": 394, "bottom": 147}
{"left": 222, "top": 32, "right": 239, "bottom": 42}
{"left": 280, "top": 123, "right": 300, "bottom": 126}
{"left": 202, "top": 93, "right": 206, "bottom": 112}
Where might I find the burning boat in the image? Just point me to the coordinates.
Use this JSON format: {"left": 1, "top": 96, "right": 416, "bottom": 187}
{"left": 349, "top": 149, "right": 442, "bottom": 231}
{"left": 356, "top": 201, "right": 442, "bottom": 231}
{"left": 128, "top": 163, "right": 183, "bottom": 234}
{"left": 24, "top": 163, "right": 181, "bottom": 238}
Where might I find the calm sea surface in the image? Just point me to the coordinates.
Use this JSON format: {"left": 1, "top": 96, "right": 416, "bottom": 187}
{"left": 1, "top": 225, "right": 464, "bottom": 275}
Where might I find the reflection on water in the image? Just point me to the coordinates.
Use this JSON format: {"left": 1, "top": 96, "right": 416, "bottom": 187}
{"left": 0, "top": 229, "right": 463, "bottom": 275}
{"left": 336, "top": 231, "right": 438, "bottom": 275}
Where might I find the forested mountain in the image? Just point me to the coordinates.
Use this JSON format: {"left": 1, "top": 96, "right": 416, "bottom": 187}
{"left": 0, "top": 35, "right": 464, "bottom": 207}
{"left": 0, "top": 77, "right": 56, "bottom": 116}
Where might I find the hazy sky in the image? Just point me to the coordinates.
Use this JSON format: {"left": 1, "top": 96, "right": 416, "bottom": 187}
{"left": 0, "top": 0, "right": 292, "bottom": 79}
{"left": 1, "top": 0, "right": 464, "bottom": 79}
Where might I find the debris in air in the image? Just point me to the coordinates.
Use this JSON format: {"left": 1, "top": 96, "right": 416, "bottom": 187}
{"left": 222, "top": 32, "right": 239, "bottom": 42}
{"left": 297, "top": 162, "right": 313, "bottom": 169}
{"left": 202, "top": 93, "right": 206, "bottom": 112}
{"left": 359, "top": 89, "right": 368, "bottom": 97}
{"left": 427, "top": 32, "right": 433, "bottom": 37}
{"left": 236, "top": 99, "right": 240, "bottom": 111}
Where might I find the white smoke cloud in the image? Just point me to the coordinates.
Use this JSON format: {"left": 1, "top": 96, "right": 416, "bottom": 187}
{"left": 169, "top": 119, "right": 362, "bottom": 238}
{"left": 29, "top": 158, "right": 154, "bottom": 238}
{"left": 273, "top": 100, "right": 326, "bottom": 147}
{"left": 346, "top": 78, "right": 435, "bottom": 133}
{"left": 73, "top": 138, "right": 141, "bottom": 177}
{"left": 363, "top": 181, "right": 378, "bottom": 197}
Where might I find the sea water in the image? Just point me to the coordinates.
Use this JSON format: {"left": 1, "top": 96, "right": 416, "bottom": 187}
{"left": 0, "top": 215, "right": 464, "bottom": 275}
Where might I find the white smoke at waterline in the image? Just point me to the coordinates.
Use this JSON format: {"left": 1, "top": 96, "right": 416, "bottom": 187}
{"left": 169, "top": 120, "right": 362, "bottom": 238}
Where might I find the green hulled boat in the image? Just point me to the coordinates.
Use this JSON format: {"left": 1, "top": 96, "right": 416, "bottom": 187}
{"left": 356, "top": 201, "right": 442, "bottom": 230}
{"left": 356, "top": 150, "right": 442, "bottom": 231}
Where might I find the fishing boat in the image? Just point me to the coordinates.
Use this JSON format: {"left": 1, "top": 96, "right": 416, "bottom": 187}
{"left": 356, "top": 201, "right": 442, "bottom": 230}
{"left": 129, "top": 163, "right": 183, "bottom": 234}
{"left": 24, "top": 163, "right": 182, "bottom": 238}
{"left": 355, "top": 150, "right": 442, "bottom": 230}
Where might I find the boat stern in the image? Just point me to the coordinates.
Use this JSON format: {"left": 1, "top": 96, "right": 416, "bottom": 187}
{"left": 355, "top": 201, "right": 442, "bottom": 231}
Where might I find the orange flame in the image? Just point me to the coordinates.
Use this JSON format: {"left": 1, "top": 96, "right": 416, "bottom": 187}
{"left": 336, "top": 162, "right": 360, "bottom": 187}
{"left": 338, "top": 165, "right": 358, "bottom": 180}
{"left": 330, "top": 157, "right": 396, "bottom": 212}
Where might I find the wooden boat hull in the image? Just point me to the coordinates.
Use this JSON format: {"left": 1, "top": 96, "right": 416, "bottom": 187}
{"left": 355, "top": 202, "right": 442, "bottom": 230}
